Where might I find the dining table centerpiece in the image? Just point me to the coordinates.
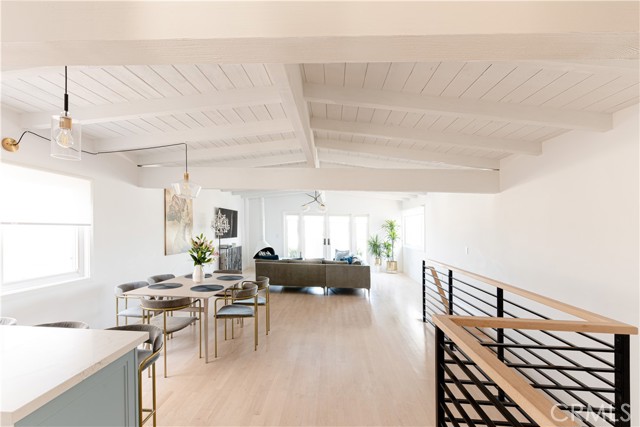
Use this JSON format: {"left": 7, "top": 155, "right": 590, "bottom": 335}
{"left": 189, "top": 233, "right": 215, "bottom": 283}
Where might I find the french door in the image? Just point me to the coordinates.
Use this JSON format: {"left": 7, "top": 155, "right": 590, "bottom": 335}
{"left": 284, "top": 214, "right": 368, "bottom": 260}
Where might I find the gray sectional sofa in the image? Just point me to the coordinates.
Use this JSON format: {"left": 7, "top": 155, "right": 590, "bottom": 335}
{"left": 255, "top": 259, "right": 370, "bottom": 293}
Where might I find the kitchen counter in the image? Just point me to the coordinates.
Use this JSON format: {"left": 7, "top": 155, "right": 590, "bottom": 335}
{"left": 1, "top": 325, "right": 147, "bottom": 426}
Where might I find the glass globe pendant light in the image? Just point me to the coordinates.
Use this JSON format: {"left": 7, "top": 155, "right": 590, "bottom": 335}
{"left": 50, "top": 66, "right": 82, "bottom": 160}
{"left": 171, "top": 145, "right": 201, "bottom": 199}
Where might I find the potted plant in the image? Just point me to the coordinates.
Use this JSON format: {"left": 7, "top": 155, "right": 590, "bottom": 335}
{"left": 381, "top": 219, "right": 399, "bottom": 273}
{"left": 367, "top": 234, "right": 383, "bottom": 266}
{"left": 189, "top": 233, "right": 215, "bottom": 283}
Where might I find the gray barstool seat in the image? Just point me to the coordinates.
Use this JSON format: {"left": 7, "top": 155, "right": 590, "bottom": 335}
{"left": 36, "top": 321, "right": 89, "bottom": 329}
{"left": 108, "top": 324, "right": 163, "bottom": 427}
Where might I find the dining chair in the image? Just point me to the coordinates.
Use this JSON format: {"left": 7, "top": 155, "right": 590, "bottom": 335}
{"left": 214, "top": 282, "right": 258, "bottom": 357}
{"left": 140, "top": 297, "right": 201, "bottom": 377}
{"left": 147, "top": 274, "right": 175, "bottom": 285}
{"left": 0, "top": 317, "right": 17, "bottom": 325}
{"left": 232, "top": 276, "right": 270, "bottom": 335}
{"left": 115, "top": 281, "right": 150, "bottom": 326}
{"left": 107, "top": 324, "right": 163, "bottom": 427}
{"left": 35, "top": 321, "right": 90, "bottom": 329}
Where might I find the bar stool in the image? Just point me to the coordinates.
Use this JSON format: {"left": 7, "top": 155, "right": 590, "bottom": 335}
{"left": 108, "top": 324, "right": 163, "bottom": 427}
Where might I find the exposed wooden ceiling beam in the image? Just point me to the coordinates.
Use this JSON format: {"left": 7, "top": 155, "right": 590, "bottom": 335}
{"left": 312, "top": 118, "right": 540, "bottom": 155}
{"left": 196, "top": 153, "right": 306, "bottom": 168}
{"left": 316, "top": 139, "right": 499, "bottom": 170}
{"left": 137, "top": 139, "right": 299, "bottom": 166}
{"left": 317, "top": 150, "right": 436, "bottom": 170}
{"left": 266, "top": 64, "right": 318, "bottom": 167}
{"left": 304, "top": 84, "right": 612, "bottom": 132}
{"left": 140, "top": 166, "right": 499, "bottom": 193}
{"left": 3, "top": 2, "right": 637, "bottom": 67}
{"left": 19, "top": 87, "right": 282, "bottom": 129}
{"left": 94, "top": 119, "right": 293, "bottom": 151}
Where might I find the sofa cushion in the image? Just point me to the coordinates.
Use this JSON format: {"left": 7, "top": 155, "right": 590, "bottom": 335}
{"left": 334, "top": 249, "right": 350, "bottom": 261}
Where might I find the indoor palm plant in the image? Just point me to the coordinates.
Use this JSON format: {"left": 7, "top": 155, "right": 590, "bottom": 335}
{"left": 381, "top": 219, "right": 400, "bottom": 273}
{"left": 189, "top": 233, "right": 215, "bottom": 283}
{"left": 367, "top": 234, "right": 383, "bottom": 266}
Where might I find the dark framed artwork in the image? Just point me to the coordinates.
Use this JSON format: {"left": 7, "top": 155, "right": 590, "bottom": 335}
{"left": 216, "top": 208, "right": 238, "bottom": 238}
{"left": 164, "top": 188, "right": 193, "bottom": 255}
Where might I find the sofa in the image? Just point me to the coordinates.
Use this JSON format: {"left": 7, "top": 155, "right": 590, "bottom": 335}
{"left": 255, "top": 259, "right": 370, "bottom": 292}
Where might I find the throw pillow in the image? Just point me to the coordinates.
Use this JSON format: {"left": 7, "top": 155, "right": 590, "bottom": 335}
{"left": 335, "top": 249, "right": 350, "bottom": 261}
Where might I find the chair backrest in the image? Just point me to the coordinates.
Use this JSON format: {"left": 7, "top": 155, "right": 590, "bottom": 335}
{"left": 214, "top": 269, "right": 242, "bottom": 274}
{"left": 114, "top": 281, "right": 149, "bottom": 296}
{"left": 147, "top": 274, "right": 175, "bottom": 285}
{"left": 140, "top": 297, "right": 192, "bottom": 312}
{"left": 0, "top": 317, "right": 17, "bottom": 326}
{"left": 232, "top": 283, "right": 258, "bottom": 301}
{"left": 35, "top": 321, "right": 90, "bottom": 329}
{"left": 107, "top": 324, "right": 163, "bottom": 353}
{"left": 255, "top": 276, "right": 270, "bottom": 290}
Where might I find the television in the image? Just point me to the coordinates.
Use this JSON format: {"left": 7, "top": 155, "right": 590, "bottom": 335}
{"left": 215, "top": 208, "right": 238, "bottom": 238}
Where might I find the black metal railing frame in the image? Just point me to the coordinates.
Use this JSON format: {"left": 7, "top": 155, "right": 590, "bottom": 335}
{"left": 423, "top": 260, "right": 632, "bottom": 427}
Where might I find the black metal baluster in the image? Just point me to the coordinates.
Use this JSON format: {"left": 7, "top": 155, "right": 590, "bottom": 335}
{"left": 422, "top": 261, "right": 427, "bottom": 323}
{"left": 497, "top": 288, "right": 505, "bottom": 402}
{"left": 614, "top": 334, "right": 630, "bottom": 427}
{"left": 448, "top": 269, "right": 454, "bottom": 315}
{"left": 436, "top": 327, "right": 446, "bottom": 427}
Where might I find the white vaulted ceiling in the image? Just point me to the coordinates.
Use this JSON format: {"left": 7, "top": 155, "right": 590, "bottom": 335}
{"left": 1, "top": 1, "right": 638, "bottom": 196}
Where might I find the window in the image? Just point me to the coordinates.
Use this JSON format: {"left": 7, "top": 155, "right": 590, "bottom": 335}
{"left": 1, "top": 164, "right": 92, "bottom": 293}
{"left": 403, "top": 206, "right": 425, "bottom": 250}
{"left": 283, "top": 213, "right": 368, "bottom": 259}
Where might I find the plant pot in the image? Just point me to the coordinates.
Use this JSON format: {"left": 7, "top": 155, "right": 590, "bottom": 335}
{"left": 374, "top": 257, "right": 382, "bottom": 266}
{"left": 193, "top": 265, "right": 204, "bottom": 283}
{"left": 386, "top": 260, "right": 398, "bottom": 273}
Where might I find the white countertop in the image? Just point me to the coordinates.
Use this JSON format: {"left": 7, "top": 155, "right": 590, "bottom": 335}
{"left": 0, "top": 325, "right": 147, "bottom": 426}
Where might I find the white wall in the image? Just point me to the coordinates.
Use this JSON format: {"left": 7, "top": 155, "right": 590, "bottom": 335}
{"left": 245, "top": 192, "right": 402, "bottom": 268}
{"left": 0, "top": 112, "right": 243, "bottom": 329}
{"left": 403, "top": 105, "right": 639, "bottom": 423}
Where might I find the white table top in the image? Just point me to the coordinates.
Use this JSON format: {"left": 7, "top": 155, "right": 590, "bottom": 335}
{"left": 125, "top": 273, "right": 252, "bottom": 299}
{"left": 0, "top": 325, "right": 147, "bottom": 426}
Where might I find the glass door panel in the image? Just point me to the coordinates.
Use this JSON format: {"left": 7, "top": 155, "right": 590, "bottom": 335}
{"left": 284, "top": 215, "right": 301, "bottom": 258}
{"left": 303, "top": 215, "right": 325, "bottom": 259}
{"left": 328, "top": 215, "right": 351, "bottom": 259}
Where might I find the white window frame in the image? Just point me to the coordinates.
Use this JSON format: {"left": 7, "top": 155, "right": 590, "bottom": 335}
{"left": 402, "top": 206, "right": 425, "bottom": 251}
{"left": 282, "top": 212, "right": 369, "bottom": 259}
{"left": 0, "top": 166, "right": 93, "bottom": 295}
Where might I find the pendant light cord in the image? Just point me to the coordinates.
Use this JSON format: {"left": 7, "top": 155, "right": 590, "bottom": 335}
{"left": 10, "top": 130, "right": 189, "bottom": 165}
{"left": 63, "top": 66, "right": 69, "bottom": 116}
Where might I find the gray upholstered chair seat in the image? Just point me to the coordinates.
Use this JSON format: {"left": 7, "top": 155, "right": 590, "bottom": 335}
{"left": 150, "top": 315, "right": 196, "bottom": 334}
{"left": 136, "top": 348, "right": 161, "bottom": 371}
{"left": 216, "top": 304, "right": 255, "bottom": 318}
{"left": 36, "top": 321, "right": 89, "bottom": 329}
{"left": 118, "top": 305, "right": 145, "bottom": 318}
{"left": 233, "top": 296, "right": 266, "bottom": 306}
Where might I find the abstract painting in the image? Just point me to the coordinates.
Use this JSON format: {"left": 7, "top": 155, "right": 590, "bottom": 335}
{"left": 164, "top": 188, "right": 193, "bottom": 255}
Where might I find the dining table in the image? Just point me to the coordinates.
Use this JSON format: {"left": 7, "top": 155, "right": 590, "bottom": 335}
{"left": 124, "top": 272, "right": 251, "bottom": 363}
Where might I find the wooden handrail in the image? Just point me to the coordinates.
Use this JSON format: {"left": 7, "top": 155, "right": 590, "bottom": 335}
{"left": 428, "top": 259, "right": 638, "bottom": 334}
{"left": 434, "top": 315, "right": 579, "bottom": 427}
{"left": 452, "top": 316, "right": 639, "bottom": 335}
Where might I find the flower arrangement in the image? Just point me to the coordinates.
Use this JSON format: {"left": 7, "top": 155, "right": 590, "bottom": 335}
{"left": 189, "top": 233, "right": 215, "bottom": 266}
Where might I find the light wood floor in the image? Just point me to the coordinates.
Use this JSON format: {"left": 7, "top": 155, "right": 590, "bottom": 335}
{"left": 142, "top": 271, "right": 436, "bottom": 426}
